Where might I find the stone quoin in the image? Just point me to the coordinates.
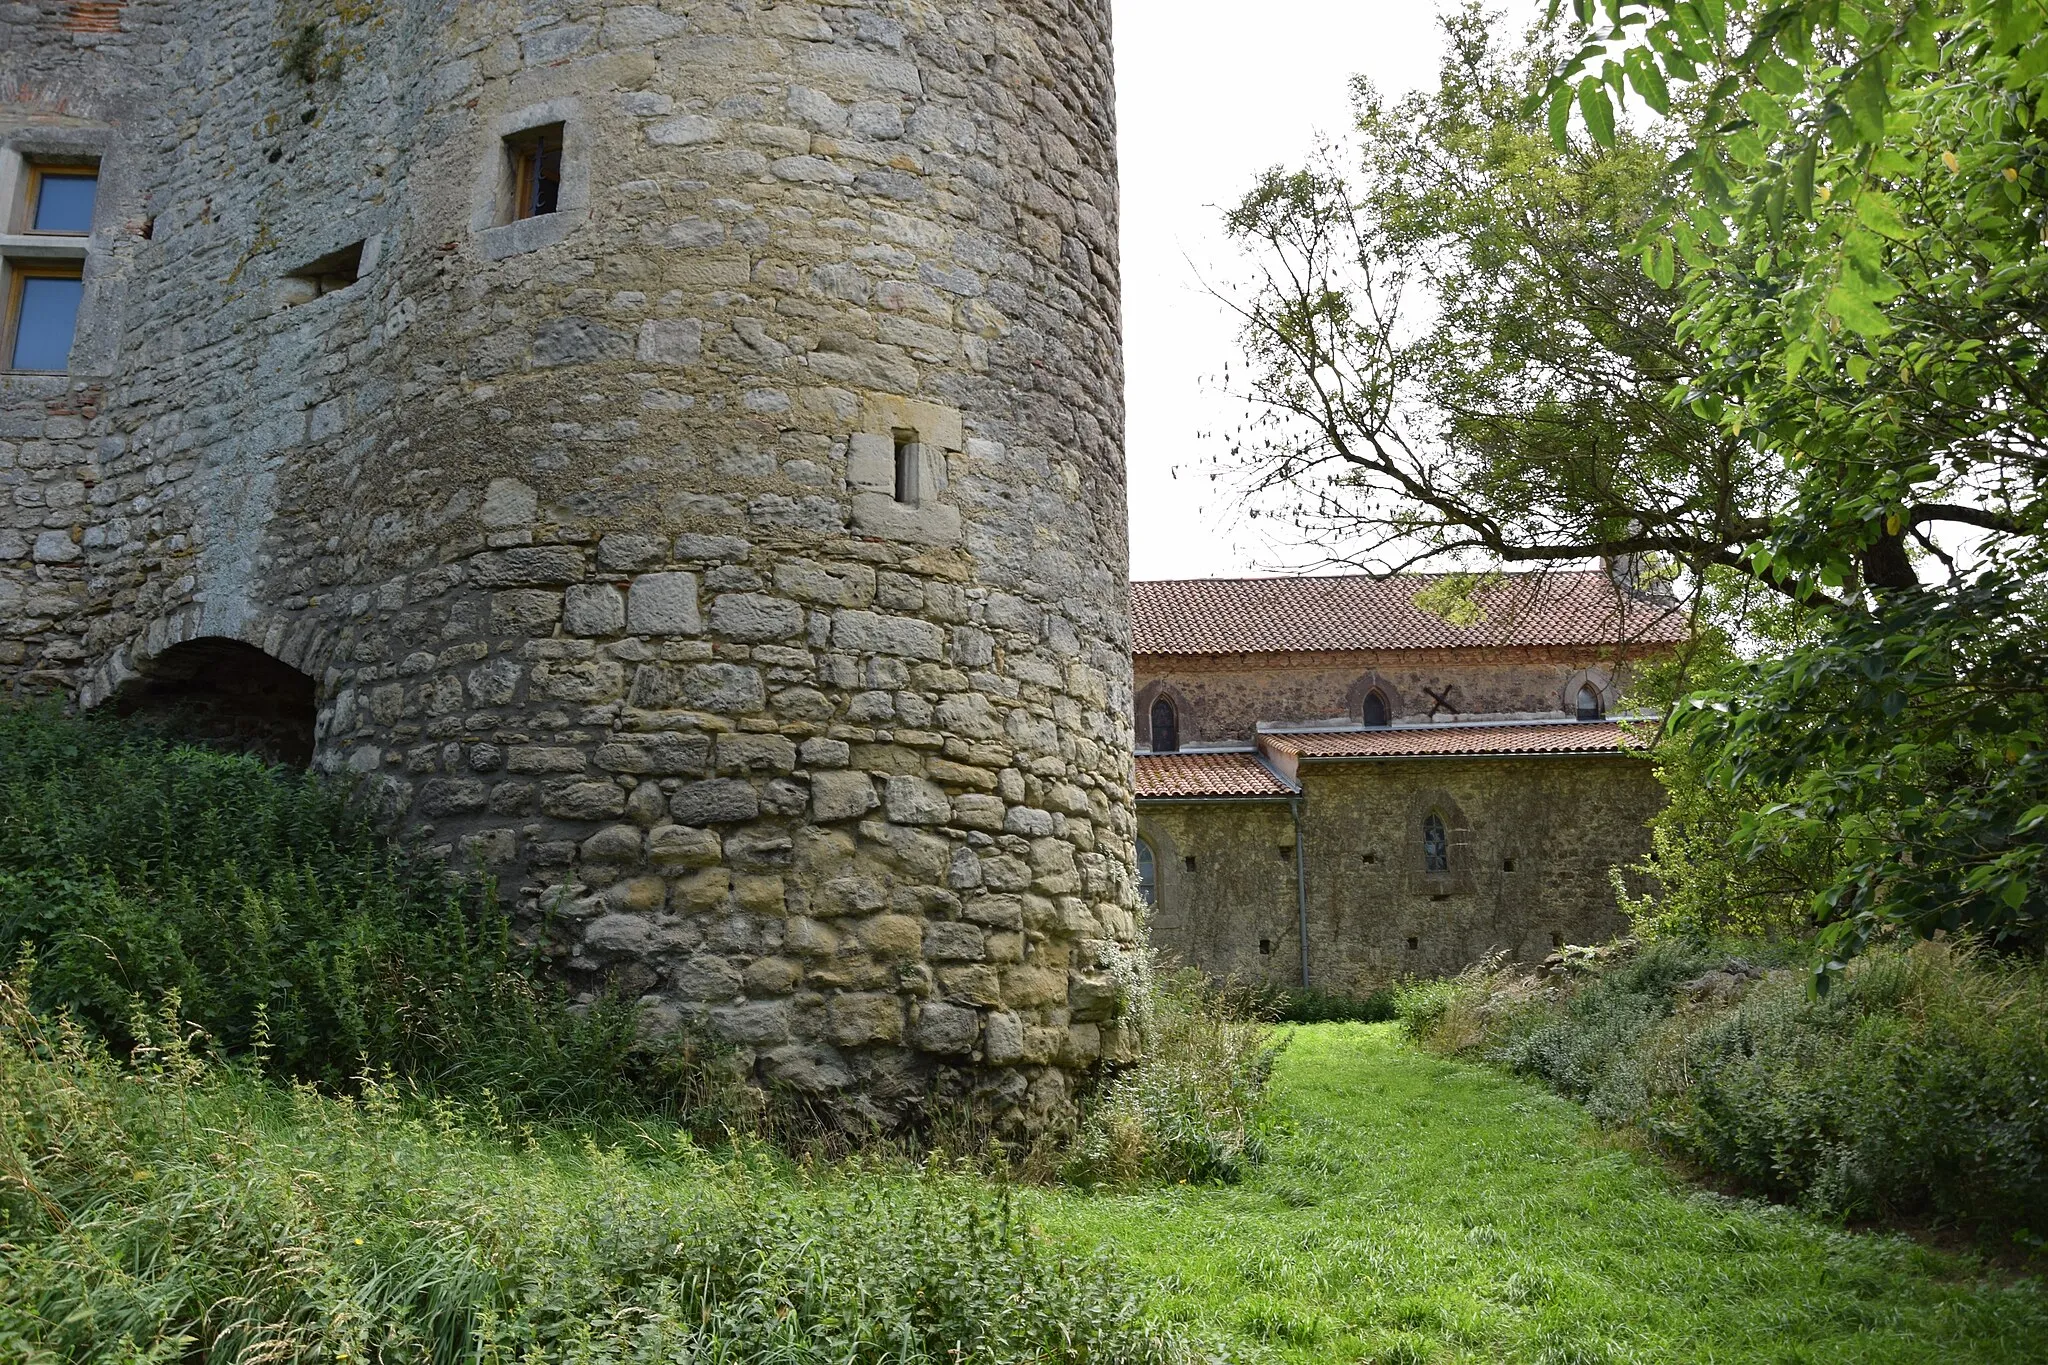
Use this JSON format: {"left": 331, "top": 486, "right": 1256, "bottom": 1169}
{"left": 0, "top": 0, "right": 1137, "bottom": 1131}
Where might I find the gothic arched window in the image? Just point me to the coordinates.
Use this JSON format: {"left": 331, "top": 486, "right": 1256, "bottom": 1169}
{"left": 1423, "top": 812, "right": 1450, "bottom": 874}
{"left": 1575, "top": 682, "right": 1604, "bottom": 721}
{"left": 1361, "top": 689, "right": 1390, "bottom": 728}
{"left": 1136, "top": 838, "right": 1158, "bottom": 907}
{"left": 1150, "top": 696, "right": 1180, "bottom": 752}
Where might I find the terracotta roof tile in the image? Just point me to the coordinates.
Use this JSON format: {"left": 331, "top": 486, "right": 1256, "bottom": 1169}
{"left": 1136, "top": 750, "right": 1295, "bottom": 799}
{"left": 1132, "top": 571, "right": 1685, "bottom": 656}
{"left": 1263, "top": 721, "right": 1646, "bottom": 760}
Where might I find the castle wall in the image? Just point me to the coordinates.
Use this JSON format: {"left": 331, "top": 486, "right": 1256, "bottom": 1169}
{"left": 1141, "top": 754, "right": 1654, "bottom": 993}
{"left": 0, "top": 0, "right": 1135, "bottom": 1130}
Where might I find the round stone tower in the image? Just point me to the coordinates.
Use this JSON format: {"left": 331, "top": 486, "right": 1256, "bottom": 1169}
{"left": 2, "top": 0, "right": 1135, "bottom": 1130}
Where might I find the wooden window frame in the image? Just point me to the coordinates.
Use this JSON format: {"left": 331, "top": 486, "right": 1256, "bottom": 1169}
{"left": 504, "top": 125, "right": 564, "bottom": 223}
{"left": 5, "top": 259, "right": 86, "bottom": 372}
{"left": 22, "top": 163, "right": 98, "bottom": 236}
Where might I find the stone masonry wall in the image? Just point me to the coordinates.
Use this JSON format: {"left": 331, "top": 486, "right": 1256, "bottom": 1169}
{"left": 1, "top": 0, "right": 1137, "bottom": 1132}
{"left": 1134, "top": 646, "right": 1657, "bottom": 748}
{"left": 1141, "top": 754, "right": 1656, "bottom": 993}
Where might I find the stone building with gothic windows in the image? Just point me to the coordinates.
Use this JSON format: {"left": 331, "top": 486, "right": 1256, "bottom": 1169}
{"left": 1130, "top": 571, "right": 1685, "bottom": 993}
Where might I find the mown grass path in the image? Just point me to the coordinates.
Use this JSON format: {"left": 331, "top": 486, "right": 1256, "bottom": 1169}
{"left": 1031, "top": 1023, "right": 2046, "bottom": 1363}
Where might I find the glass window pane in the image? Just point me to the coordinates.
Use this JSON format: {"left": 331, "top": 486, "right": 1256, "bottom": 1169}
{"left": 11, "top": 275, "right": 84, "bottom": 371}
{"left": 33, "top": 174, "right": 98, "bottom": 233}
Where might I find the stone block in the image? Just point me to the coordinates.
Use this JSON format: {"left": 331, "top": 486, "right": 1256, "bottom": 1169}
{"left": 983, "top": 1010, "right": 1025, "bottom": 1065}
{"left": 883, "top": 775, "right": 949, "bottom": 825}
{"left": 563, "top": 583, "right": 626, "bottom": 635}
{"left": 648, "top": 823, "right": 723, "bottom": 868}
{"left": 544, "top": 781, "right": 630, "bottom": 820}
{"left": 937, "top": 963, "right": 1003, "bottom": 1007}
{"left": 627, "top": 572, "right": 702, "bottom": 635}
{"left": 670, "top": 953, "right": 743, "bottom": 1001}
{"left": 715, "top": 732, "right": 797, "bottom": 774}
{"left": 492, "top": 589, "right": 563, "bottom": 633}
{"left": 855, "top": 913, "right": 924, "bottom": 960}
{"left": 710, "top": 592, "right": 804, "bottom": 641}
{"left": 949, "top": 793, "right": 1005, "bottom": 831}
{"left": 810, "top": 769, "right": 877, "bottom": 821}
{"left": 922, "top": 920, "right": 985, "bottom": 961}
{"left": 911, "top": 1002, "right": 980, "bottom": 1055}
{"left": 670, "top": 778, "right": 759, "bottom": 824}
{"left": 580, "top": 823, "right": 645, "bottom": 865}
{"left": 827, "top": 992, "right": 903, "bottom": 1046}
{"left": 1068, "top": 971, "right": 1120, "bottom": 1023}
{"left": 712, "top": 998, "right": 792, "bottom": 1045}
{"left": 469, "top": 546, "right": 586, "bottom": 587}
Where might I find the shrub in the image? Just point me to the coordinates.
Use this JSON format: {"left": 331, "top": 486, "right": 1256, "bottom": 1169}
{"left": 0, "top": 977, "right": 1201, "bottom": 1364}
{"left": 1394, "top": 939, "right": 2048, "bottom": 1239}
{"left": 1257, "top": 981, "right": 1402, "bottom": 1023}
{"left": 0, "top": 704, "right": 670, "bottom": 1118}
{"left": 1067, "top": 968, "right": 1281, "bottom": 1186}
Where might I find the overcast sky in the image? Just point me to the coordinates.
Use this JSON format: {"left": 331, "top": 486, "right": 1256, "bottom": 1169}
{"left": 1111, "top": 1, "right": 1454, "bottom": 582}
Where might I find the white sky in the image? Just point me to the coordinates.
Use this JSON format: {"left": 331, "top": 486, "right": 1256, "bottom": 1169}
{"left": 1111, "top": 0, "right": 1455, "bottom": 581}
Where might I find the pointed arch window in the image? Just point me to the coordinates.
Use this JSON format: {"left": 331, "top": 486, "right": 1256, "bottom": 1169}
{"left": 1423, "top": 812, "right": 1450, "bottom": 874}
{"left": 1149, "top": 696, "right": 1180, "bottom": 753}
{"left": 1136, "top": 838, "right": 1158, "bottom": 907}
{"left": 1575, "top": 683, "right": 1604, "bottom": 721}
{"left": 1361, "top": 689, "right": 1390, "bottom": 728}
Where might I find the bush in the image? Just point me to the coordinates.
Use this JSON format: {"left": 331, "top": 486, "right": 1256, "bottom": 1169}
{"left": 1256, "top": 982, "right": 1402, "bottom": 1023}
{"left": 0, "top": 704, "right": 671, "bottom": 1119}
{"left": 0, "top": 977, "right": 1200, "bottom": 1364}
{"left": 1394, "top": 939, "right": 2048, "bottom": 1239}
{"left": 1066, "top": 968, "right": 1281, "bottom": 1186}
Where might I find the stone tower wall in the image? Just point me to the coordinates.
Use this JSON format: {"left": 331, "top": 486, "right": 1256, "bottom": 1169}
{"left": 0, "top": 0, "right": 1136, "bottom": 1130}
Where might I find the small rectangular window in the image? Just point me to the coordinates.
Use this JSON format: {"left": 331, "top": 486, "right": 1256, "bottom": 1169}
{"left": 1183, "top": 855, "right": 1197, "bottom": 874}
{"left": 1406, "top": 936, "right": 1420, "bottom": 951}
{"left": 6, "top": 264, "right": 85, "bottom": 371}
{"left": 893, "top": 429, "right": 919, "bottom": 504}
{"left": 506, "top": 124, "right": 564, "bottom": 222}
{"left": 1501, "top": 857, "right": 1517, "bottom": 873}
{"left": 284, "top": 240, "right": 364, "bottom": 304}
{"left": 1258, "top": 938, "right": 1273, "bottom": 955}
{"left": 26, "top": 165, "right": 98, "bottom": 235}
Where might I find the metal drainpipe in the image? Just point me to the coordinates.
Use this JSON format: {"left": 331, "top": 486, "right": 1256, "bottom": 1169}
{"left": 1290, "top": 794, "right": 1310, "bottom": 989}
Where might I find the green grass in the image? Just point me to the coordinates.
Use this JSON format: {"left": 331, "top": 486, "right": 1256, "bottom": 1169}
{"left": 1031, "top": 1023, "right": 2047, "bottom": 1363}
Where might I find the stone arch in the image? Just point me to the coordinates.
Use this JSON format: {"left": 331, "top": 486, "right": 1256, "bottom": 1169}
{"left": 1560, "top": 666, "right": 1616, "bottom": 719}
{"left": 1133, "top": 817, "right": 1187, "bottom": 930}
{"left": 82, "top": 606, "right": 333, "bottom": 767}
{"left": 1345, "top": 671, "right": 1408, "bottom": 725}
{"left": 1133, "top": 678, "right": 1197, "bottom": 751}
{"left": 1403, "top": 786, "right": 1477, "bottom": 895}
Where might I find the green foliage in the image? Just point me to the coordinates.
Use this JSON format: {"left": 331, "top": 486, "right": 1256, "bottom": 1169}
{"left": 1067, "top": 969, "right": 1281, "bottom": 1186}
{"left": 1537, "top": 0, "right": 2048, "bottom": 953}
{"left": 1397, "top": 938, "right": 2048, "bottom": 1238}
{"left": 0, "top": 704, "right": 669, "bottom": 1119}
{"left": 0, "top": 978, "right": 1198, "bottom": 1364}
{"left": 1253, "top": 981, "right": 1402, "bottom": 1023}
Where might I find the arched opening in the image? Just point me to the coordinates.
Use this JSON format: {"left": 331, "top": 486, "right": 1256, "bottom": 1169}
{"left": 109, "top": 637, "right": 318, "bottom": 767}
{"left": 1361, "top": 689, "right": 1390, "bottom": 728}
{"left": 1422, "top": 811, "right": 1450, "bottom": 874}
{"left": 1575, "top": 682, "right": 1604, "bottom": 721}
{"left": 1135, "top": 837, "right": 1158, "bottom": 908}
{"left": 1149, "top": 696, "right": 1180, "bottom": 753}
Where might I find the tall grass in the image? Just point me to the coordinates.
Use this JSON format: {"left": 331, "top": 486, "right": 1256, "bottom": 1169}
{"left": 1066, "top": 969, "right": 1281, "bottom": 1186}
{"left": 0, "top": 704, "right": 669, "bottom": 1118}
{"left": 1394, "top": 938, "right": 2048, "bottom": 1240}
{"left": 0, "top": 975, "right": 1202, "bottom": 1363}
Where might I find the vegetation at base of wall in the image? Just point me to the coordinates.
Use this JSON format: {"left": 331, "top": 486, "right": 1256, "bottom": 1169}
{"left": 1066, "top": 968, "right": 1281, "bottom": 1187}
{"left": 0, "top": 704, "right": 696, "bottom": 1121}
{"left": 1394, "top": 938, "right": 2048, "bottom": 1243}
{"left": 0, "top": 977, "right": 1199, "bottom": 1365}
{"left": 1253, "top": 982, "right": 1402, "bottom": 1024}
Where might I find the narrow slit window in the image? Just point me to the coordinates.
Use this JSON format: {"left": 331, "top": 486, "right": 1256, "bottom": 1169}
{"left": 1423, "top": 811, "right": 1450, "bottom": 874}
{"left": 7, "top": 264, "right": 85, "bottom": 371}
{"left": 506, "top": 124, "right": 565, "bottom": 221}
{"left": 1149, "top": 696, "right": 1180, "bottom": 753}
{"left": 26, "top": 166, "right": 98, "bottom": 234}
{"left": 1183, "top": 855, "right": 1197, "bottom": 874}
{"left": 893, "top": 429, "right": 919, "bottom": 504}
{"left": 1259, "top": 938, "right": 1273, "bottom": 955}
{"left": 284, "top": 240, "right": 363, "bottom": 303}
{"left": 1361, "top": 689, "right": 1389, "bottom": 728}
{"left": 1135, "top": 838, "right": 1157, "bottom": 908}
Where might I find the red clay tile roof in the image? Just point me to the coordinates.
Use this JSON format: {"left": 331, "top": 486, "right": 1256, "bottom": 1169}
{"left": 1262, "top": 721, "right": 1646, "bottom": 760}
{"left": 1131, "top": 571, "right": 1685, "bottom": 656}
{"left": 1136, "top": 750, "right": 1295, "bottom": 799}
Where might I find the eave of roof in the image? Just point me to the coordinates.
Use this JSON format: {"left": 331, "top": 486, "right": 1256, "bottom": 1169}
{"left": 1261, "top": 718, "right": 1650, "bottom": 761}
{"left": 1135, "top": 749, "right": 1298, "bottom": 801}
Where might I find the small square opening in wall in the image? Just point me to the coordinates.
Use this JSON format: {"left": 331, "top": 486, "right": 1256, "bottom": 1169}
{"left": 1502, "top": 856, "right": 1517, "bottom": 873}
{"left": 1362, "top": 851, "right": 1377, "bottom": 865}
{"left": 505, "top": 123, "right": 564, "bottom": 222}
{"left": 1183, "top": 855, "right": 1197, "bottom": 873}
{"left": 1258, "top": 938, "right": 1273, "bottom": 955}
{"left": 1406, "top": 936, "right": 1420, "bottom": 951}
{"left": 1551, "top": 931, "right": 1565, "bottom": 948}
{"left": 283, "top": 241, "right": 363, "bottom": 305}
{"left": 1278, "top": 844, "right": 1294, "bottom": 862}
